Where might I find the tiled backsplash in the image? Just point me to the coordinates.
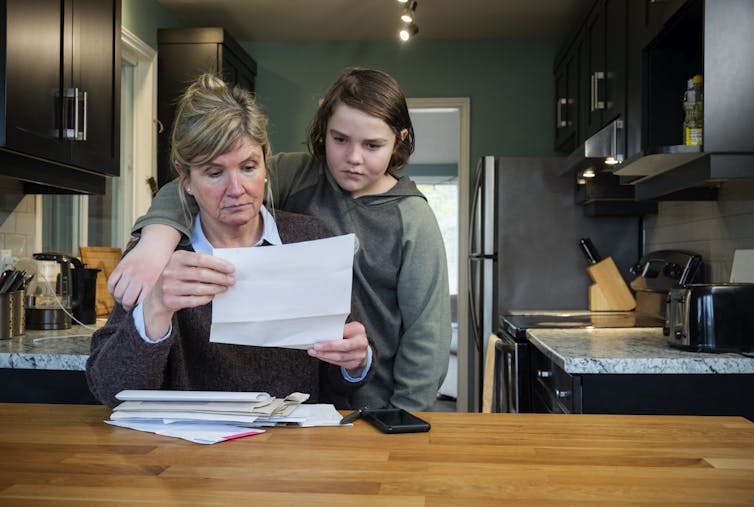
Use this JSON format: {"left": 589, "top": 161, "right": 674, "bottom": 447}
{"left": 0, "top": 177, "right": 36, "bottom": 259}
{"left": 644, "top": 180, "right": 754, "bottom": 282}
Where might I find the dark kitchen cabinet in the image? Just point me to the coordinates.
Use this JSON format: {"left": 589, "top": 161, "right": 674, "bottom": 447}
{"left": 529, "top": 346, "right": 754, "bottom": 420}
{"left": 554, "top": 33, "right": 581, "bottom": 153}
{"left": 582, "top": 0, "right": 627, "bottom": 138}
{"left": 615, "top": 0, "right": 754, "bottom": 200}
{"left": 157, "top": 28, "right": 258, "bottom": 187}
{"left": 0, "top": 0, "right": 120, "bottom": 193}
{"left": 554, "top": 0, "right": 627, "bottom": 149}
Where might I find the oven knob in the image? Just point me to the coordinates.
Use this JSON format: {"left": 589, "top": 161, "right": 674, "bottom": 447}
{"left": 537, "top": 370, "right": 552, "bottom": 378}
{"left": 555, "top": 389, "right": 570, "bottom": 398}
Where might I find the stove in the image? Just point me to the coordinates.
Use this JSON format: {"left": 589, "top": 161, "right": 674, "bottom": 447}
{"left": 500, "top": 311, "right": 665, "bottom": 339}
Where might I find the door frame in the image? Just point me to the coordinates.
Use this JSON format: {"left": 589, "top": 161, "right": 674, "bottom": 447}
{"left": 406, "top": 97, "right": 471, "bottom": 412}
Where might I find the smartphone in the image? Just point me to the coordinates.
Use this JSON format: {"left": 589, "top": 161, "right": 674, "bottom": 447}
{"left": 362, "top": 408, "right": 431, "bottom": 434}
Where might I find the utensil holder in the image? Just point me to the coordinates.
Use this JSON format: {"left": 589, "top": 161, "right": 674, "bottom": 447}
{"left": 0, "top": 290, "right": 25, "bottom": 339}
{"left": 587, "top": 258, "right": 636, "bottom": 311}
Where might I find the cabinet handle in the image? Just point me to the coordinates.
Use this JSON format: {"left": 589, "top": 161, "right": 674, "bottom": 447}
{"left": 73, "top": 88, "right": 80, "bottom": 140}
{"left": 555, "top": 389, "right": 571, "bottom": 398}
{"left": 557, "top": 98, "right": 568, "bottom": 128}
{"left": 81, "top": 91, "right": 88, "bottom": 141}
{"left": 591, "top": 72, "right": 605, "bottom": 112}
{"left": 537, "top": 369, "right": 552, "bottom": 378}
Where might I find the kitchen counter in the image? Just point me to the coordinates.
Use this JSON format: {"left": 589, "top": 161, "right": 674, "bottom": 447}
{"left": 0, "top": 321, "right": 105, "bottom": 404}
{"left": 1, "top": 404, "right": 753, "bottom": 505}
{"left": 527, "top": 327, "right": 754, "bottom": 375}
{"left": 0, "top": 320, "right": 104, "bottom": 371}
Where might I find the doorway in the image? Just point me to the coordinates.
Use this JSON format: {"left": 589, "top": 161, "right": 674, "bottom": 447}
{"left": 406, "top": 98, "right": 470, "bottom": 412}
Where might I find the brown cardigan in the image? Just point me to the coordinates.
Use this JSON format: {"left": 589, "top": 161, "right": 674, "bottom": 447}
{"left": 86, "top": 210, "right": 373, "bottom": 408}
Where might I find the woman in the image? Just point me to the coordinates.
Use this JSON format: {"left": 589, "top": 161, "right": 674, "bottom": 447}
{"left": 86, "top": 74, "right": 372, "bottom": 408}
{"left": 108, "top": 68, "right": 450, "bottom": 411}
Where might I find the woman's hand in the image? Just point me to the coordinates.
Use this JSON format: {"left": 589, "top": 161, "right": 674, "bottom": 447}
{"left": 142, "top": 250, "right": 235, "bottom": 339}
{"left": 108, "top": 224, "right": 183, "bottom": 310}
{"left": 308, "top": 321, "right": 370, "bottom": 373}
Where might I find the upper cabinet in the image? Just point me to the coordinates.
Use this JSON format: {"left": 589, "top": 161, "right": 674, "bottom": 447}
{"left": 583, "top": 0, "right": 627, "bottom": 138}
{"left": 617, "top": 0, "right": 754, "bottom": 200}
{"left": 556, "top": 0, "right": 754, "bottom": 202}
{"left": 0, "top": 0, "right": 121, "bottom": 194}
{"left": 156, "top": 28, "right": 258, "bottom": 187}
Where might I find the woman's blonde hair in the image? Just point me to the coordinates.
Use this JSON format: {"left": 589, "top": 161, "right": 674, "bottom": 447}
{"left": 170, "top": 73, "right": 273, "bottom": 217}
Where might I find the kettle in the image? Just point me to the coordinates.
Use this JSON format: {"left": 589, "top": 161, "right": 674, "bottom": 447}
{"left": 25, "top": 252, "right": 100, "bottom": 329}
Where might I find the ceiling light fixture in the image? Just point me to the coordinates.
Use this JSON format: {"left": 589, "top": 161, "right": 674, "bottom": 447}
{"left": 398, "top": 1, "right": 418, "bottom": 41}
{"left": 399, "top": 23, "right": 419, "bottom": 41}
{"left": 401, "top": 0, "right": 417, "bottom": 22}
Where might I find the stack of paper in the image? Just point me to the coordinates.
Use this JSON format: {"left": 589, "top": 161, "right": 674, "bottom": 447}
{"left": 104, "top": 390, "right": 345, "bottom": 444}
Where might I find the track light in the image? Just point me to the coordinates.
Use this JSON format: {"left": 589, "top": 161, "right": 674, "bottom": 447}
{"left": 397, "top": 1, "right": 418, "bottom": 41}
{"left": 401, "top": 0, "right": 417, "bottom": 23}
{"left": 399, "top": 23, "right": 419, "bottom": 41}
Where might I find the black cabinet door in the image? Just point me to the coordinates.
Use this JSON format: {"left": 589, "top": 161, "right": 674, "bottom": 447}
{"left": 2, "top": 0, "right": 119, "bottom": 181}
{"left": 68, "top": 0, "right": 120, "bottom": 176}
{"left": 554, "top": 38, "right": 580, "bottom": 152}
{"left": 604, "top": 0, "right": 627, "bottom": 125}
{"left": 3, "top": 0, "right": 69, "bottom": 164}
{"left": 584, "top": 3, "right": 606, "bottom": 137}
{"left": 583, "top": 0, "right": 627, "bottom": 138}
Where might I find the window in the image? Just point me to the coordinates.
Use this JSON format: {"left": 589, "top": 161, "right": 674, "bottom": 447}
{"left": 416, "top": 179, "right": 459, "bottom": 296}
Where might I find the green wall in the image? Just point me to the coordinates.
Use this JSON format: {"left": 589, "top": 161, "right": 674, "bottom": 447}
{"left": 122, "top": 1, "right": 561, "bottom": 168}
{"left": 122, "top": 0, "right": 182, "bottom": 48}
{"left": 244, "top": 39, "right": 560, "bottom": 164}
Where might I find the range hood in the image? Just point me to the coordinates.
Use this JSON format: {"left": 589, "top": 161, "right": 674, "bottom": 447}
{"left": 563, "top": 119, "right": 624, "bottom": 176}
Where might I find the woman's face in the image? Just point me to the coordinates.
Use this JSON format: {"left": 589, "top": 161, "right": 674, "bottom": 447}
{"left": 184, "top": 137, "right": 266, "bottom": 243}
{"left": 325, "top": 103, "right": 407, "bottom": 198}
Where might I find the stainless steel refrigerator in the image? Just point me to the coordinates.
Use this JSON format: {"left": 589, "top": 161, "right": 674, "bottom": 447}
{"left": 465, "top": 156, "right": 640, "bottom": 410}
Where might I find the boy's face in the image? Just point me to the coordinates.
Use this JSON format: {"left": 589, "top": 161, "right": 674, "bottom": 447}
{"left": 325, "top": 103, "right": 407, "bottom": 198}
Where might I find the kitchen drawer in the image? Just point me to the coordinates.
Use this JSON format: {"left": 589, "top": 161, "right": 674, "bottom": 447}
{"left": 531, "top": 348, "right": 582, "bottom": 413}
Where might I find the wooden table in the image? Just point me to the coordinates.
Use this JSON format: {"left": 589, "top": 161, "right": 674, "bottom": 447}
{"left": 1, "top": 404, "right": 753, "bottom": 505}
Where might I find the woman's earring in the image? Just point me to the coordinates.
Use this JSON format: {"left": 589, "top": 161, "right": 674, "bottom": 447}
{"left": 186, "top": 187, "right": 191, "bottom": 195}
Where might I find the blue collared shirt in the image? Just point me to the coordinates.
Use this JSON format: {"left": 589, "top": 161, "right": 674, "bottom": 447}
{"left": 132, "top": 205, "right": 370, "bottom": 382}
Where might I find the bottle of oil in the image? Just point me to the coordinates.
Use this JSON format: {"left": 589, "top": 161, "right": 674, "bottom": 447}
{"left": 683, "top": 74, "right": 703, "bottom": 146}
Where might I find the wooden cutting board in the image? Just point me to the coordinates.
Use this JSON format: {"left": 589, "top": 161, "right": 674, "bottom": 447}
{"left": 80, "top": 246, "right": 122, "bottom": 317}
{"left": 587, "top": 257, "right": 636, "bottom": 311}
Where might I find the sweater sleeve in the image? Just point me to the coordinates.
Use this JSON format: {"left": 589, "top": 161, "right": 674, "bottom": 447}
{"left": 131, "top": 178, "right": 195, "bottom": 240}
{"left": 85, "top": 303, "right": 176, "bottom": 408}
{"left": 391, "top": 197, "right": 452, "bottom": 411}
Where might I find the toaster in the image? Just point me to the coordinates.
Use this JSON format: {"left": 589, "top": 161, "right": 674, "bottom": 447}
{"left": 664, "top": 283, "right": 754, "bottom": 353}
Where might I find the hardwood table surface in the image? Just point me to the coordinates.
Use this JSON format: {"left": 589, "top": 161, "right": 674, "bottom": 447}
{"left": 0, "top": 404, "right": 753, "bottom": 506}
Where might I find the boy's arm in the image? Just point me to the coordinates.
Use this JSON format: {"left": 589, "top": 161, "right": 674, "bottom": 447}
{"left": 110, "top": 178, "right": 194, "bottom": 309}
{"left": 108, "top": 224, "right": 181, "bottom": 310}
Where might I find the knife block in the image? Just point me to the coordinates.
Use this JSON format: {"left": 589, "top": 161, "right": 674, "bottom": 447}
{"left": 587, "top": 257, "right": 636, "bottom": 311}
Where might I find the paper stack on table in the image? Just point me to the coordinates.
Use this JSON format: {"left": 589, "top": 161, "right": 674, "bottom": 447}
{"left": 104, "top": 390, "right": 345, "bottom": 444}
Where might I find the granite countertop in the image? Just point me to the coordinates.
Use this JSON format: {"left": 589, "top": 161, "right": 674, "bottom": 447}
{"left": 528, "top": 327, "right": 754, "bottom": 375}
{"left": 0, "top": 320, "right": 105, "bottom": 371}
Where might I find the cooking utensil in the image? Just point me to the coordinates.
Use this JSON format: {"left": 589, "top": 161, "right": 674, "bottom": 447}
{"left": 579, "top": 238, "right": 602, "bottom": 265}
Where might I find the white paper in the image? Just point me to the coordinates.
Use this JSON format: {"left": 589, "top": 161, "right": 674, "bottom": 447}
{"left": 210, "top": 234, "right": 355, "bottom": 349}
{"left": 105, "top": 419, "right": 265, "bottom": 444}
{"left": 104, "top": 403, "right": 346, "bottom": 444}
{"left": 115, "top": 390, "right": 270, "bottom": 403}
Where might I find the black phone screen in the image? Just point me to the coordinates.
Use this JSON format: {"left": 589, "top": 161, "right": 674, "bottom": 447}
{"left": 362, "top": 408, "right": 431, "bottom": 433}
